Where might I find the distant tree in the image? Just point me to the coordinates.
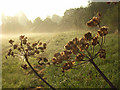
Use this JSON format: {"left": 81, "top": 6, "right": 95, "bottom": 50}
{"left": 42, "top": 17, "right": 58, "bottom": 32}
{"left": 2, "top": 12, "right": 30, "bottom": 34}
{"left": 51, "top": 14, "right": 62, "bottom": 24}
{"left": 102, "top": 4, "right": 118, "bottom": 33}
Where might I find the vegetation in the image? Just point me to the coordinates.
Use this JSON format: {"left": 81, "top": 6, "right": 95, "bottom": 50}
{"left": 1, "top": 2, "right": 119, "bottom": 34}
{"left": 2, "top": 2, "right": 119, "bottom": 89}
{"left": 2, "top": 31, "right": 119, "bottom": 89}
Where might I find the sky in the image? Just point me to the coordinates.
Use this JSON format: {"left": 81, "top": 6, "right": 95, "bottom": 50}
{"left": 0, "top": 0, "right": 89, "bottom": 25}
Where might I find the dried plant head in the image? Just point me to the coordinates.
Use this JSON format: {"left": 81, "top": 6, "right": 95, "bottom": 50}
{"left": 75, "top": 53, "right": 85, "bottom": 61}
{"left": 54, "top": 53, "right": 61, "bottom": 57}
{"left": 84, "top": 32, "right": 92, "bottom": 41}
{"left": 9, "top": 40, "right": 14, "bottom": 45}
{"left": 92, "top": 36, "right": 99, "bottom": 46}
{"left": 19, "top": 35, "right": 25, "bottom": 40}
{"left": 13, "top": 44, "right": 18, "bottom": 49}
{"left": 99, "top": 49, "right": 106, "bottom": 59}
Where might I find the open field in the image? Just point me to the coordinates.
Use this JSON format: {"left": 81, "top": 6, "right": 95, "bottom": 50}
{"left": 2, "top": 30, "right": 119, "bottom": 88}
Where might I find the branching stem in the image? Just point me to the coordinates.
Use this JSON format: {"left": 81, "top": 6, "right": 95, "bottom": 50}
{"left": 90, "top": 59, "right": 117, "bottom": 89}
{"left": 24, "top": 53, "right": 56, "bottom": 90}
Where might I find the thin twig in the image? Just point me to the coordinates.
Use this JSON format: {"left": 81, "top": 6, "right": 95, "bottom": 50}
{"left": 90, "top": 59, "right": 117, "bottom": 89}
{"left": 24, "top": 53, "right": 56, "bottom": 90}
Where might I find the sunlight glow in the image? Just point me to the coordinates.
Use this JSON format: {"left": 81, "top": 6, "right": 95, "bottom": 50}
{"left": 0, "top": 0, "right": 89, "bottom": 24}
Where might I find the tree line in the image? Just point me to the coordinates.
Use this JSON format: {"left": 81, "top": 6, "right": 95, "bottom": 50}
{"left": 2, "top": 2, "right": 119, "bottom": 34}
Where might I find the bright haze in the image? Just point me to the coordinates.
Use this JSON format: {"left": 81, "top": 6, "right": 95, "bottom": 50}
{"left": 0, "top": 0, "right": 89, "bottom": 24}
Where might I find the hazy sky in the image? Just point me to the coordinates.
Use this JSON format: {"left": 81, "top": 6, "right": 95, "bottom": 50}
{"left": 0, "top": 0, "right": 89, "bottom": 24}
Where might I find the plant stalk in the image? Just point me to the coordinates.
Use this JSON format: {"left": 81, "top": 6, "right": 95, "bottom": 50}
{"left": 24, "top": 53, "right": 56, "bottom": 90}
{"left": 90, "top": 59, "right": 117, "bottom": 89}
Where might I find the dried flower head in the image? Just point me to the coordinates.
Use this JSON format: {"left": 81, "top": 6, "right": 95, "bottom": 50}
{"left": 43, "top": 58, "right": 48, "bottom": 62}
{"left": 19, "top": 35, "right": 25, "bottom": 40}
{"left": 99, "top": 49, "right": 106, "bottom": 59}
{"left": 75, "top": 53, "right": 85, "bottom": 61}
{"left": 9, "top": 40, "right": 14, "bottom": 45}
{"left": 54, "top": 53, "right": 61, "bottom": 57}
{"left": 64, "top": 43, "right": 72, "bottom": 50}
{"left": 62, "top": 61, "right": 75, "bottom": 72}
{"left": 84, "top": 32, "right": 92, "bottom": 41}
{"left": 23, "top": 39, "right": 27, "bottom": 45}
{"left": 13, "top": 44, "right": 18, "bottom": 49}
{"left": 92, "top": 36, "right": 99, "bottom": 46}
{"left": 87, "top": 14, "right": 100, "bottom": 27}
{"left": 97, "top": 26, "right": 108, "bottom": 37}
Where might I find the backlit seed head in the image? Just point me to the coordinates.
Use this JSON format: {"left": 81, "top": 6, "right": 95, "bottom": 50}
{"left": 23, "top": 39, "right": 27, "bottom": 45}
{"left": 19, "top": 35, "right": 25, "bottom": 40}
{"left": 43, "top": 46, "right": 46, "bottom": 49}
{"left": 54, "top": 53, "right": 60, "bottom": 57}
{"left": 17, "top": 48, "right": 21, "bottom": 52}
{"left": 71, "top": 47, "right": 79, "bottom": 55}
{"left": 62, "top": 61, "right": 75, "bottom": 72}
{"left": 84, "top": 32, "right": 92, "bottom": 41}
{"left": 99, "top": 49, "right": 106, "bottom": 59}
{"left": 97, "top": 26, "right": 108, "bottom": 37}
{"left": 39, "top": 42, "right": 42, "bottom": 46}
{"left": 25, "top": 49, "right": 28, "bottom": 52}
{"left": 35, "top": 50, "right": 39, "bottom": 54}
{"left": 100, "top": 26, "right": 108, "bottom": 36}
{"left": 7, "top": 52, "right": 11, "bottom": 56}
{"left": 63, "top": 50, "right": 72, "bottom": 55}
{"left": 13, "top": 44, "right": 18, "bottom": 49}
{"left": 52, "top": 57, "right": 57, "bottom": 64}
{"left": 9, "top": 40, "right": 14, "bottom": 44}
{"left": 32, "top": 42, "right": 38, "bottom": 47}
{"left": 92, "top": 37, "right": 99, "bottom": 46}
{"left": 9, "top": 49, "right": 12, "bottom": 52}
{"left": 43, "top": 43, "right": 47, "bottom": 47}
{"left": 64, "top": 44, "right": 72, "bottom": 50}
{"left": 75, "top": 53, "right": 85, "bottom": 61}
{"left": 28, "top": 52, "right": 35, "bottom": 56}
{"left": 38, "top": 47, "right": 44, "bottom": 50}
{"left": 28, "top": 46, "right": 33, "bottom": 51}
{"left": 11, "top": 52, "right": 14, "bottom": 57}
{"left": 43, "top": 58, "right": 48, "bottom": 62}
{"left": 47, "top": 62, "right": 50, "bottom": 65}
{"left": 87, "top": 16, "right": 100, "bottom": 27}
{"left": 79, "top": 46, "right": 84, "bottom": 51}
{"left": 79, "top": 38, "right": 86, "bottom": 45}
{"left": 85, "top": 43, "right": 89, "bottom": 49}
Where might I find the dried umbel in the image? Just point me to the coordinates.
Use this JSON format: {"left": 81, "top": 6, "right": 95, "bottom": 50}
{"left": 13, "top": 44, "right": 18, "bottom": 49}
{"left": 52, "top": 12, "right": 109, "bottom": 73}
{"left": 75, "top": 53, "right": 85, "bottom": 61}
{"left": 99, "top": 49, "right": 106, "bottom": 59}
{"left": 92, "top": 36, "right": 99, "bottom": 46}
{"left": 87, "top": 16, "right": 100, "bottom": 27}
{"left": 87, "top": 13, "right": 101, "bottom": 27}
{"left": 62, "top": 60, "right": 75, "bottom": 72}
{"left": 84, "top": 32, "right": 92, "bottom": 41}
{"left": 19, "top": 35, "right": 25, "bottom": 40}
{"left": 97, "top": 26, "right": 108, "bottom": 37}
{"left": 6, "top": 35, "right": 49, "bottom": 69}
{"left": 9, "top": 40, "right": 14, "bottom": 45}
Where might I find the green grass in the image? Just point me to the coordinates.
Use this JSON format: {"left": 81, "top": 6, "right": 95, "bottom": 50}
{"left": 2, "top": 30, "right": 119, "bottom": 88}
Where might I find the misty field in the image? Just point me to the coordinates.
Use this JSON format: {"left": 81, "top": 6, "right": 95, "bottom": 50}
{"left": 2, "top": 30, "right": 119, "bottom": 88}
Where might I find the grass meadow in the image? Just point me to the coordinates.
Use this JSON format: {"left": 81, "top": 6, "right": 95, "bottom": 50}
{"left": 2, "top": 30, "right": 119, "bottom": 88}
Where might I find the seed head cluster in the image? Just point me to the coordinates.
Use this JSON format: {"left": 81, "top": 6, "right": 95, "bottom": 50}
{"left": 52, "top": 13, "right": 109, "bottom": 72}
{"left": 6, "top": 35, "right": 49, "bottom": 69}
